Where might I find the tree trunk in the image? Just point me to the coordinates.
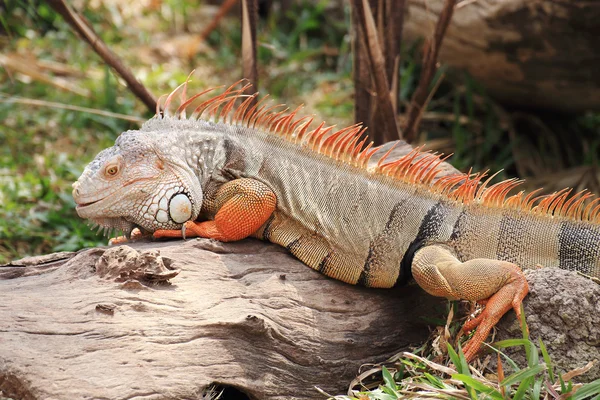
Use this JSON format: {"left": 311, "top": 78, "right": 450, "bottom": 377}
{"left": 404, "top": 0, "right": 600, "bottom": 113}
{"left": 0, "top": 239, "right": 441, "bottom": 400}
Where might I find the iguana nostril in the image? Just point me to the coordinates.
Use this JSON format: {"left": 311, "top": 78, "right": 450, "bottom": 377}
{"left": 72, "top": 181, "right": 80, "bottom": 197}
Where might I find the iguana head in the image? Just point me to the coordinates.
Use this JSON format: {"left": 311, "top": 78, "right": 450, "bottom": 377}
{"left": 73, "top": 127, "right": 205, "bottom": 236}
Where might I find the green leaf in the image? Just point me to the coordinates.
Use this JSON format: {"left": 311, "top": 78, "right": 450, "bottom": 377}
{"left": 539, "top": 339, "right": 555, "bottom": 383}
{"left": 424, "top": 372, "right": 445, "bottom": 389}
{"left": 464, "top": 74, "right": 475, "bottom": 122}
{"left": 513, "top": 376, "right": 533, "bottom": 400}
{"left": 452, "top": 374, "right": 503, "bottom": 400}
{"left": 494, "top": 339, "right": 530, "bottom": 348}
{"left": 447, "top": 344, "right": 467, "bottom": 375}
{"left": 394, "top": 364, "right": 405, "bottom": 382}
{"left": 494, "top": 338, "right": 538, "bottom": 367}
{"left": 457, "top": 343, "right": 472, "bottom": 377}
{"left": 450, "top": 344, "right": 477, "bottom": 399}
{"left": 517, "top": 305, "right": 540, "bottom": 367}
{"left": 501, "top": 364, "right": 546, "bottom": 387}
{"left": 572, "top": 379, "right": 600, "bottom": 400}
{"left": 560, "top": 373, "right": 568, "bottom": 393}
{"left": 484, "top": 343, "right": 521, "bottom": 373}
{"left": 532, "top": 378, "right": 542, "bottom": 400}
{"left": 381, "top": 366, "right": 396, "bottom": 391}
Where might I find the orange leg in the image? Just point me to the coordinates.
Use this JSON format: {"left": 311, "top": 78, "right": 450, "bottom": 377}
{"left": 411, "top": 245, "right": 529, "bottom": 362}
{"left": 153, "top": 178, "right": 277, "bottom": 242}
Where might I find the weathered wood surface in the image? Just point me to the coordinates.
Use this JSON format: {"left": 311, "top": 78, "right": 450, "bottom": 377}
{"left": 0, "top": 239, "right": 442, "bottom": 400}
{"left": 404, "top": 0, "right": 600, "bottom": 113}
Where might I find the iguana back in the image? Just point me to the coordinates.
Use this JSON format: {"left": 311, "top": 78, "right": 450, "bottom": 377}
{"left": 141, "top": 112, "right": 599, "bottom": 287}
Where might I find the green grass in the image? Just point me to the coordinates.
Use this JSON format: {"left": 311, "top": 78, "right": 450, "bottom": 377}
{"left": 0, "top": 73, "right": 137, "bottom": 261}
{"left": 322, "top": 307, "right": 600, "bottom": 399}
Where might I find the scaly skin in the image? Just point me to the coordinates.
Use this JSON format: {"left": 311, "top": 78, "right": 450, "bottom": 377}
{"left": 73, "top": 82, "right": 600, "bottom": 362}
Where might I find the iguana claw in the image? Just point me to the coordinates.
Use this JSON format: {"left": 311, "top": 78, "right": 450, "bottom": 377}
{"left": 108, "top": 228, "right": 147, "bottom": 245}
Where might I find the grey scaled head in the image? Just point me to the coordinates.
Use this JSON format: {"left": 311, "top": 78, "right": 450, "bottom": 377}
{"left": 72, "top": 127, "right": 204, "bottom": 236}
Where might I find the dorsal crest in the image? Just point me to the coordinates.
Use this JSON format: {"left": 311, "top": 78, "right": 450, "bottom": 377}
{"left": 156, "top": 78, "right": 600, "bottom": 224}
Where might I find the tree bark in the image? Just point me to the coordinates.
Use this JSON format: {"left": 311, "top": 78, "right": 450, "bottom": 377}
{"left": 403, "top": 0, "right": 600, "bottom": 113}
{"left": 0, "top": 239, "right": 441, "bottom": 400}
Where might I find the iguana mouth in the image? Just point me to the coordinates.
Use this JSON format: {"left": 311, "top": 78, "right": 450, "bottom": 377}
{"left": 75, "top": 196, "right": 110, "bottom": 215}
{"left": 76, "top": 199, "right": 102, "bottom": 208}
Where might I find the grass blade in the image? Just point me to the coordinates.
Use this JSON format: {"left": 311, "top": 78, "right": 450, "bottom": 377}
{"left": 494, "top": 338, "right": 538, "bottom": 366}
{"left": 452, "top": 373, "right": 504, "bottom": 400}
{"left": 447, "top": 344, "right": 469, "bottom": 375}
{"left": 457, "top": 343, "right": 471, "bottom": 377}
{"left": 572, "top": 379, "right": 600, "bottom": 400}
{"left": 501, "top": 364, "right": 546, "bottom": 386}
{"left": 539, "top": 338, "right": 555, "bottom": 383}
{"left": 513, "top": 377, "right": 533, "bottom": 400}
{"left": 381, "top": 366, "right": 396, "bottom": 390}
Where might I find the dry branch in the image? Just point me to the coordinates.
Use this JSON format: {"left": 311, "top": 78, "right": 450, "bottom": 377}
{"left": 241, "top": 0, "right": 259, "bottom": 108}
{"left": 402, "top": 0, "right": 456, "bottom": 143}
{"left": 0, "top": 97, "right": 145, "bottom": 123}
{"left": 351, "top": 3, "right": 372, "bottom": 136}
{"left": 0, "top": 53, "right": 89, "bottom": 97}
{"left": 197, "top": 0, "right": 239, "bottom": 43}
{"left": 351, "top": 0, "right": 402, "bottom": 144}
{"left": 384, "top": 0, "right": 405, "bottom": 114}
{"left": 45, "top": 0, "right": 157, "bottom": 113}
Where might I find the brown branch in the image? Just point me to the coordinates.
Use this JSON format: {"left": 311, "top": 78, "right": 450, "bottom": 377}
{"left": 351, "top": 0, "right": 401, "bottom": 144}
{"left": 241, "top": 0, "right": 258, "bottom": 107}
{"left": 45, "top": 0, "right": 157, "bottom": 113}
{"left": 410, "top": 72, "right": 445, "bottom": 140}
{"left": 197, "top": 0, "right": 239, "bottom": 42}
{"left": 402, "top": 0, "right": 456, "bottom": 143}
{"left": 385, "top": 0, "right": 405, "bottom": 114}
{"left": 0, "top": 97, "right": 146, "bottom": 123}
{"left": 351, "top": 2, "right": 372, "bottom": 135}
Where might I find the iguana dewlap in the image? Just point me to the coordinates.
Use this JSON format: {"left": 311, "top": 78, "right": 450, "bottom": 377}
{"left": 72, "top": 81, "right": 600, "bottom": 362}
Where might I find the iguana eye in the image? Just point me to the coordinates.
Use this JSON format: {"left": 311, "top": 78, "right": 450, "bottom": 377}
{"left": 105, "top": 165, "right": 119, "bottom": 176}
{"left": 169, "top": 193, "right": 192, "bottom": 223}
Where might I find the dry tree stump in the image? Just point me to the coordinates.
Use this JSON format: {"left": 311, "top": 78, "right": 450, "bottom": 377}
{"left": 0, "top": 239, "right": 442, "bottom": 400}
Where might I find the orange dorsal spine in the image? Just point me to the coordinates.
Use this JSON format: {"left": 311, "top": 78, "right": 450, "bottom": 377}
{"left": 155, "top": 81, "right": 600, "bottom": 224}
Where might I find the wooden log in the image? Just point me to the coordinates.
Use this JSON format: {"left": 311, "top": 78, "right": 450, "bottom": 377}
{"left": 404, "top": 0, "right": 600, "bottom": 113}
{"left": 0, "top": 239, "right": 442, "bottom": 399}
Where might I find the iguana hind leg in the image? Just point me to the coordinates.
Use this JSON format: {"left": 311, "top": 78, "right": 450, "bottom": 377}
{"left": 154, "top": 178, "right": 277, "bottom": 242}
{"left": 411, "top": 244, "right": 529, "bottom": 361}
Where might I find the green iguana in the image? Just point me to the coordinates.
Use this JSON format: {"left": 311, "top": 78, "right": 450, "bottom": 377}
{"left": 72, "top": 80, "right": 600, "bottom": 361}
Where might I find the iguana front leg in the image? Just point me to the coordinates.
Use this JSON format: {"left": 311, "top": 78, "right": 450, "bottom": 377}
{"left": 108, "top": 228, "right": 149, "bottom": 245}
{"left": 411, "top": 244, "right": 529, "bottom": 361}
{"left": 154, "top": 178, "right": 277, "bottom": 242}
